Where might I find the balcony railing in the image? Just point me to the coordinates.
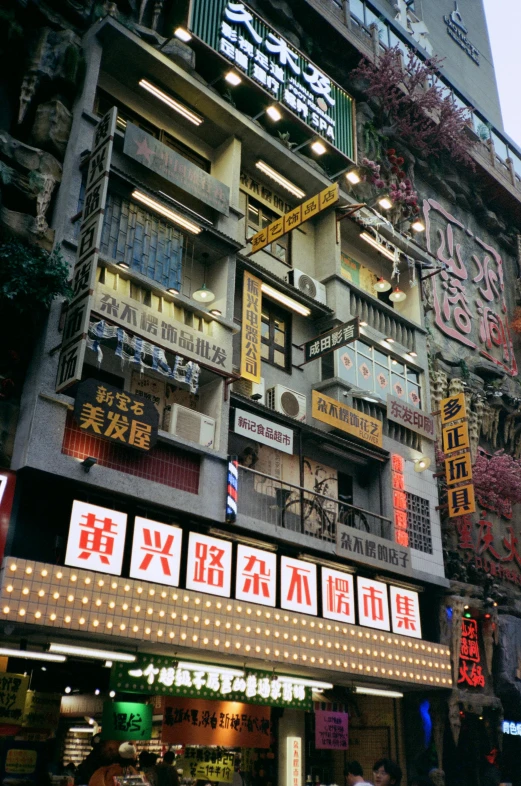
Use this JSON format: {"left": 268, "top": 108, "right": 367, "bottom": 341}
{"left": 238, "top": 465, "right": 392, "bottom": 542}
{"left": 348, "top": 283, "right": 418, "bottom": 348}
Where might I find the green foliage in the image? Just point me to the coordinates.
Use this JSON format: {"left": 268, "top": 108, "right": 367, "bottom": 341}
{"left": 0, "top": 238, "right": 72, "bottom": 316}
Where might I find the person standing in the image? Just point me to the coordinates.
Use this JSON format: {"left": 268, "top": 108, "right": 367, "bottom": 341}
{"left": 147, "top": 750, "right": 180, "bottom": 786}
{"left": 372, "top": 759, "right": 402, "bottom": 786}
{"left": 345, "top": 760, "right": 373, "bottom": 786}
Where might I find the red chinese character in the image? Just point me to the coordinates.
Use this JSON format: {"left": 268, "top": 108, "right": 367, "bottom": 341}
{"left": 139, "top": 528, "right": 176, "bottom": 575}
{"left": 458, "top": 660, "right": 485, "bottom": 687}
{"left": 393, "top": 490, "right": 407, "bottom": 511}
{"left": 394, "top": 510, "right": 408, "bottom": 531}
{"left": 241, "top": 556, "right": 271, "bottom": 598}
{"left": 500, "top": 526, "right": 521, "bottom": 568}
{"left": 394, "top": 594, "right": 416, "bottom": 631}
{"left": 286, "top": 566, "right": 312, "bottom": 606}
{"left": 362, "top": 584, "right": 385, "bottom": 622}
{"left": 392, "top": 471, "right": 405, "bottom": 491}
{"left": 326, "top": 576, "right": 351, "bottom": 616}
{"left": 193, "top": 542, "right": 225, "bottom": 587}
{"left": 391, "top": 454, "right": 404, "bottom": 473}
{"left": 78, "top": 512, "right": 118, "bottom": 565}
{"left": 456, "top": 516, "right": 475, "bottom": 550}
{"left": 395, "top": 530, "right": 409, "bottom": 547}
{"left": 476, "top": 516, "right": 501, "bottom": 560}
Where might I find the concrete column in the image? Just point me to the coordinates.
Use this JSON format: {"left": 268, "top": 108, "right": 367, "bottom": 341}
{"left": 278, "top": 709, "right": 306, "bottom": 786}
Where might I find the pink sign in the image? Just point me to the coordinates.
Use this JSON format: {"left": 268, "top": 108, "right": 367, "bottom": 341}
{"left": 314, "top": 710, "right": 348, "bottom": 750}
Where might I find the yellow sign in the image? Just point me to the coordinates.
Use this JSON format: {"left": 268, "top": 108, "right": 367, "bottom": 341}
{"left": 442, "top": 421, "right": 470, "bottom": 455}
{"left": 440, "top": 393, "right": 466, "bottom": 426}
{"left": 5, "top": 749, "right": 37, "bottom": 774}
{"left": 250, "top": 183, "right": 339, "bottom": 254}
{"left": 445, "top": 452, "right": 473, "bottom": 486}
{"left": 23, "top": 691, "right": 62, "bottom": 729}
{"left": 177, "top": 751, "right": 236, "bottom": 783}
{"left": 440, "top": 394, "right": 475, "bottom": 517}
{"left": 0, "top": 673, "right": 29, "bottom": 725}
{"left": 448, "top": 483, "right": 476, "bottom": 518}
{"left": 311, "top": 390, "right": 382, "bottom": 448}
{"left": 240, "top": 271, "right": 262, "bottom": 383}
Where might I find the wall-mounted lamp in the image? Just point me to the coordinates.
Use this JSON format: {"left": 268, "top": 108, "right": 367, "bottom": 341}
{"left": 411, "top": 219, "right": 425, "bottom": 232}
{"left": 378, "top": 196, "right": 393, "bottom": 210}
{"left": 292, "top": 138, "right": 328, "bottom": 155}
{"left": 224, "top": 70, "right": 242, "bottom": 86}
{"left": 174, "top": 27, "right": 192, "bottom": 42}
{"left": 414, "top": 456, "right": 431, "bottom": 472}
{"left": 346, "top": 169, "right": 361, "bottom": 184}
{"left": 80, "top": 457, "right": 97, "bottom": 473}
{"left": 117, "top": 261, "right": 130, "bottom": 270}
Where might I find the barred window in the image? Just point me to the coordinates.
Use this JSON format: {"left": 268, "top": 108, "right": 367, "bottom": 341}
{"left": 406, "top": 492, "right": 432, "bottom": 554}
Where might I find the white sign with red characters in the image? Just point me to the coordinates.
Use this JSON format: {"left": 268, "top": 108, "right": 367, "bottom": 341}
{"left": 65, "top": 500, "right": 127, "bottom": 576}
{"left": 186, "top": 532, "right": 232, "bottom": 598}
{"left": 357, "top": 576, "right": 390, "bottom": 631}
{"left": 235, "top": 545, "right": 277, "bottom": 607}
{"left": 280, "top": 557, "right": 317, "bottom": 615}
{"left": 130, "top": 518, "right": 183, "bottom": 587}
{"left": 390, "top": 586, "right": 422, "bottom": 638}
{"left": 321, "top": 567, "right": 355, "bottom": 624}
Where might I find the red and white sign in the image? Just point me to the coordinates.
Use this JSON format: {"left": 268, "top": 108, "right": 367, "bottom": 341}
{"left": 234, "top": 408, "right": 294, "bottom": 455}
{"left": 321, "top": 568, "right": 355, "bottom": 623}
{"left": 280, "top": 557, "right": 317, "bottom": 615}
{"left": 0, "top": 471, "right": 16, "bottom": 566}
{"left": 130, "top": 518, "right": 182, "bottom": 586}
{"left": 186, "top": 532, "right": 232, "bottom": 597}
{"left": 235, "top": 545, "right": 276, "bottom": 607}
{"left": 390, "top": 585, "right": 421, "bottom": 638}
{"left": 287, "top": 737, "right": 301, "bottom": 786}
{"left": 357, "top": 576, "right": 390, "bottom": 631}
{"left": 65, "top": 500, "right": 127, "bottom": 576}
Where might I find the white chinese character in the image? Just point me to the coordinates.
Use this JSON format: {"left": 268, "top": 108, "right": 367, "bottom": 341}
{"left": 511, "top": 722, "right": 517, "bottom": 735}
{"left": 283, "top": 88, "right": 297, "bottom": 110}
{"left": 192, "top": 671, "right": 206, "bottom": 690}
{"left": 258, "top": 677, "right": 271, "bottom": 699}
{"left": 517, "top": 723, "right": 521, "bottom": 736}
{"left": 308, "top": 340, "right": 320, "bottom": 356}
{"left": 232, "top": 677, "right": 247, "bottom": 692}
{"left": 282, "top": 682, "right": 293, "bottom": 702}
{"left": 320, "top": 335, "right": 331, "bottom": 352}
{"left": 267, "top": 75, "right": 280, "bottom": 96}
{"left": 265, "top": 32, "right": 300, "bottom": 74}
{"left": 221, "top": 675, "right": 233, "bottom": 694}
{"left": 158, "top": 667, "right": 175, "bottom": 687}
{"left": 503, "top": 721, "right": 509, "bottom": 734}
{"left": 245, "top": 674, "right": 258, "bottom": 698}
{"left": 143, "top": 662, "right": 159, "bottom": 685}
{"left": 238, "top": 35, "right": 254, "bottom": 56}
{"left": 302, "top": 66, "right": 335, "bottom": 106}
{"left": 206, "top": 673, "right": 220, "bottom": 691}
{"left": 296, "top": 98, "right": 308, "bottom": 119}
{"left": 270, "top": 679, "right": 282, "bottom": 701}
{"left": 220, "top": 38, "right": 236, "bottom": 59}
{"left": 293, "top": 685, "right": 306, "bottom": 701}
{"left": 255, "top": 49, "right": 269, "bottom": 69}
{"left": 269, "top": 61, "right": 284, "bottom": 81}
{"left": 253, "top": 63, "right": 267, "bottom": 85}
{"left": 221, "top": 21, "right": 237, "bottom": 41}
{"left": 343, "top": 325, "right": 354, "bottom": 340}
{"left": 331, "top": 330, "right": 343, "bottom": 346}
{"left": 175, "top": 669, "right": 192, "bottom": 688}
{"left": 235, "top": 48, "right": 249, "bottom": 70}
{"left": 224, "top": 2, "right": 262, "bottom": 44}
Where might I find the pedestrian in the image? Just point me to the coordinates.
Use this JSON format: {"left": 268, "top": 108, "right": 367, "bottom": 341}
{"left": 88, "top": 741, "right": 138, "bottom": 786}
{"left": 345, "top": 760, "right": 373, "bottom": 786}
{"left": 427, "top": 769, "right": 445, "bottom": 786}
{"left": 372, "top": 759, "right": 402, "bottom": 786}
{"left": 147, "top": 750, "right": 180, "bottom": 786}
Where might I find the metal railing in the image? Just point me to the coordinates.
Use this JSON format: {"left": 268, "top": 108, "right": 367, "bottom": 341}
{"left": 348, "top": 285, "right": 417, "bottom": 348}
{"left": 238, "top": 465, "right": 392, "bottom": 542}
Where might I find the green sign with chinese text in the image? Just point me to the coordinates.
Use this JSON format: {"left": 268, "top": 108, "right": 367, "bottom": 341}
{"left": 101, "top": 701, "right": 152, "bottom": 741}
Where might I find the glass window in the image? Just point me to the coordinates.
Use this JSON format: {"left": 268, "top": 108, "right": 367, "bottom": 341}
{"left": 337, "top": 347, "right": 357, "bottom": 385}
{"left": 246, "top": 198, "right": 289, "bottom": 264}
{"left": 350, "top": 0, "right": 365, "bottom": 22}
{"left": 261, "top": 301, "right": 291, "bottom": 370}
{"left": 491, "top": 131, "right": 509, "bottom": 162}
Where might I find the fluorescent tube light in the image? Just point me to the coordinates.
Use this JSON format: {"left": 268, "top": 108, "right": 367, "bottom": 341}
{"left": 278, "top": 677, "right": 333, "bottom": 690}
{"left": 354, "top": 686, "right": 403, "bottom": 698}
{"left": 132, "top": 191, "right": 202, "bottom": 234}
{"left": 360, "top": 232, "right": 396, "bottom": 262}
{"left": 255, "top": 161, "right": 305, "bottom": 198}
{"left": 261, "top": 283, "right": 311, "bottom": 316}
{"left": 0, "top": 647, "right": 66, "bottom": 663}
{"left": 49, "top": 643, "right": 136, "bottom": 662}
{"left": 139, "top": 79, "right": 203, "bottom": 126}
{"left": 70, "top": 727, "right": 95, "bottom": 733}
{"left": 174, "top": 27, "right": 192, "bottom": 42}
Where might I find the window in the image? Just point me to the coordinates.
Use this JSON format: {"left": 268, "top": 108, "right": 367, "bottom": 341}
{"left": 406, "top": 492, "right": 432, "bottom": 554}
{"left": 246, "top": 198, "right": 289, "bottom": 264}
{"left": 330, "top": 340, "right": 422, "bottom": 407}
{"left": 261, "top": 301, "right": 291, "bottom": 370}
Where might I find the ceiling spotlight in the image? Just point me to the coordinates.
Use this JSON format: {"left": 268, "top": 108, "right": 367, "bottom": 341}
{"left": 360, "top": 321, "right": 368, "bottom": 327}
{"left": 311, "top": 140, "right": 327, "bottom": 155}
{"left": 224, "top": 71, "right": 242, "bottom": 86}
{"left": 411, "top": 219, "right": 425, "bottom": 232}
{"left": 414, "top": 456, "right": 431, "bottom": 472}
{"left": 94, "top": 689, "right": 100, "bottom": 696}
{"left": 266, "top": 105, "right": 282, "bottom": 122}
{"left": 167, "top": 287, "right": 179, "bottom": 295}
{"left": 378, "top": 196, "right": 393, "bottom": 210}
{"left": 65, "top": 687, "right": 72, "bottom": 694}
{"left": 346, "top": 169, "right": 361, "bottom": 184}
{"left": 109, "top": 690, "right": 116, "bottom": 698}
{"left": 389, "top": 287, "right": 407, "bottom": 302}
{"left": 174, "top": 27, "right": 192, "bottom": 42}
{"left": 374, "top": 277, "right": 392, "bottom": 293}
{"left": 385, "top": 337, "right": 395, "bottom": 343}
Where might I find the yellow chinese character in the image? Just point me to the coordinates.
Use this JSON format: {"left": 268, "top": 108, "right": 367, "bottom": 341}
{"left": 79, "top": 403, "right": 105, "bottom": 434}
{"left": 129, "top": 420, "right": 152, "bottom": 449}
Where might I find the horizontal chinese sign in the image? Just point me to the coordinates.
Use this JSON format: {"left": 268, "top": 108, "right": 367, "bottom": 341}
{"left": 440, "top": 393, "right": 476, "bottom": 518}
{"left": 0, "top": 674, "right": 29, "bottom": 725}
{"left": 250, "top": 183, "right": 338, "bottom": 255}
{"left": 303, "top": 318, "right": 360, "bottom": 364}
{"left": 73, "top": 379, "right": 159, "bottom": 452}
{"left": 177, "top": 749, "right": 236, "bottom": 783}
{"left": 311, "top": 390, "right": 383, "bottom": 448}
{"left": 386, "top": 395, "right": 435, "bottom": 441}
{"left": 190, "top": 1, "right": 355, "bottom": 158}
{"left": 101, "top": 700, "right": 152, "bottom": 740}
{"left": 111, "top": 656, "right": 311, "bottom": 709}
{"left": 162, "top": 696, "right": 271, "bottom": 747}
{"left": 336, "top": 523, "right": 413, "bottom": 578}
{"left": 233, "top": 408, "right": 293, "bottom": 454}
{"left": 315, "top": 710, "right": 348, "bottom": 750}
{"left": 124, "top": 123, "right": 229, "bottom": 215}
{"left": 93, "top": 282, "right": 233, "bottom": 374}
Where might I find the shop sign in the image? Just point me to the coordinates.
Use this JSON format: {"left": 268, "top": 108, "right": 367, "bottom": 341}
{"left": 356, "top": 576, "right": 422, "bottom": 637}
{"left": 336, "top": 524, "right": 413, "bottom": 578}
{"left": 240, "top": 271, "right": 262, "bottom": 383}
{"left": 124, "top": 123, "right": 229, "bottom": 215}
{"left": 22, "top": 692, "right": 61, "bottom": 729}
{"left": 60, "top": 694, "right": 104, "bottom": 716}
{"left": 440, "top": 394, "right": 476, "bottom": 518}
{"left": 186, "top": 532, "right": 233, "bottom": 597}
{"left": 177, "top": 749, "right": 236, "bottom": 783}
{"left": 101, "top": 700, "right": 153, "bottom": 740}
{"left": 458, "top": 618, "right": 485, "bottom": 688}
{"left": 240, "top": 171, "right": 291, "bottom": 215}
{"left": 457, "top": 512, "right": 521, "bottom": 587}
{"left": 250, "top": 184, "right": 338, "bottom": 255}
{"left": 287, "top": 737, "right": 301, "bottom": 786}
{"left": 93, "top": 281, "right": 233, "bottom": 374}
{"left": 303, "top": 318, "right": 360, "bottom": 365}
{"left": 73, "top": 379, "right": 159, "bottom": 452}
{"left": 0, "top": 674, "right": 29, "bottom": 725}
{"left": 112, "top": 655, "right": 312, "bottom": 709}
{"left": 56, "top": 107, "right": 117, "bottom": 392}
{"left": 280, "top": 556, "right": 317, "bottom": 615}
{"left": 65, "top": 500, "right": 128, "bottom": 576}
{"left": 161, "top": 696, "right": 271, "bottom": 747}
{"left": 4, "top": 747, "right": 37, "bottom": 776}
{"left": 236, "top": 544, "right": 277, "bottom": 606}
{"left": 443, "top": 4, "right": 480, "bottom": 64}
{"left": 315, "top": 710, "right": 348, "bottom": 749}
{"left": 321, "top": 568, "right": 355, "bottom": 624}
{"left": 234, "top": 408, "right": 293, "bottom": 454}
{"left": 391, "top": 453, "right": 409, "bottom": 548}
{"left": 387, "top": 395, "right": 435, "bottom": 440}
{"left": 311, "top": 390, "right": 383, "bottom": 448}
{"left": 0, "top": 471, "right": 16, "bottom": 567}
{"left": 190, "top": 1, "right": 355, "bottom": 158}
{"left": 502, "top": 721, "right": 521, "bottom": 736}
{"left": 130, "top": 518, "right": 182, "bottom": 586}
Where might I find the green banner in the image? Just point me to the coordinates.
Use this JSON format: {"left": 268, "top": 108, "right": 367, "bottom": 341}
{"left": 111, "top": 656, "right": 311, "bottom": 710}
{"left": 101, "top": 701, "right": 153, "bottom": 741}
{"left": 189, "top": 0, "right": 355, "bottom": 160}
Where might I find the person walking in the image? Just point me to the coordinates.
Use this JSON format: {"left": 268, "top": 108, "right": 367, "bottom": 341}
{"left": 146, "top": 750, "right": 180, "bottom": 786}
{"left": 345, "top": 760, "right": 373, "bottom": 786}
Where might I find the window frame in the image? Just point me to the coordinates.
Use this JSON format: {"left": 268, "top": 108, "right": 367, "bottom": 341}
{"left": 245, "top": 196, "right": 290, "bottom": 266}
{"left": 260, "top": 298, "right": 292, "bottom": 371}
{"left": 405, "top": 491, "right": 432, "bottom": 554}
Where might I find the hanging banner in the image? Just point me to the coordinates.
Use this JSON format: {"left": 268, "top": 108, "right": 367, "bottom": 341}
{"left": 56, "top": 107, "right": 117, "bottom": 392}
{"left": 176, "top": 749, "right": 236, "bottom": 783}
{"left": 162, "top": 696, "right": 271, "bottom": 747}
{"left": 440, "top": 393, "right": 476, "bottom": 517}
{"left": 311, "top": 390, "right": 383, "bottom": 448}
{"left": 240, "top": 271, "right": 262, "bottom": 383}
{"left": 315, "top": 710, "right": 348, "bottom": 750}
{"left": 101, "top": 701, "right": 153, "bottom": 740}
{"left": 302, "top": 318, "right": 359, "bottom": 364}
{"left": 0, "top": 674, "right": 30, "bottom": 725}
{"left": 250, "top": 184, "right": 338, "bottom": 254}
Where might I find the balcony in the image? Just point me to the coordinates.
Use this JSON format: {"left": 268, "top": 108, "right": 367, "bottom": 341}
{"left": 347, "top": 282, "right": 418, "bottom": 349}
{"left": 237, "top": 465, "right": 392, "bottom": 544}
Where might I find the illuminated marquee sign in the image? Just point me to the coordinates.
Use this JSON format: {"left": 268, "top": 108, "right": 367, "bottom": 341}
{"left": 440, "top": 393, "right": 476, "bottom": 518}
{"left": 189, "top": 1, "right": 355, "bottom": 158}
{"left": 457, "top": 617, "right": 485, "bottom": 688}
{"left": 503, "top": 721, "right": 521, "bottom": 736}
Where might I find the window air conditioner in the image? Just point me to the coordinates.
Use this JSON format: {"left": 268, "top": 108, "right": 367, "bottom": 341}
{"left": 232, "top": 377, "right": 265, "bottom": 404}
{"left": 169, "top": 404, "right": 216, "bottom": 448}
{"left": 286, "top": 269, "right": 327, "bottom": 305}
{"left": 266, "top": 385, "right": 306, "bottom": 422}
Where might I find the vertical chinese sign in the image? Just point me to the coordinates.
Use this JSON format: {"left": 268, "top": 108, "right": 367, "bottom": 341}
{"left": 391, "top": 454, "right": 408, "bottom": 547}
{"left": 440, "top": 393, "right": 476, "bottom": 517}
{"left": 458, "top": 618, "right": 485, "bottom": 688}
{"left": 287, "top": 737, "right": 302, "bottom": 786}
{"left": 241, "top": 271, "right": 262, "bottom": 383}
{"left": 56, "top": 107, "right": 117, "bottom": 392}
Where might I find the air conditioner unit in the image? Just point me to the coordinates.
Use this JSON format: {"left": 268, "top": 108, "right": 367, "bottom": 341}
{"left": 169, "top": 404, "right": 216, "bottom": 448}
{"left": 266, "top": 385, "right": 306, "bottom": 422}
{"left": 286, "top": 268, "right": 327, "bottom": 305}
{"left": 232, "top": 377, "right": 266, "bottom": 404}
